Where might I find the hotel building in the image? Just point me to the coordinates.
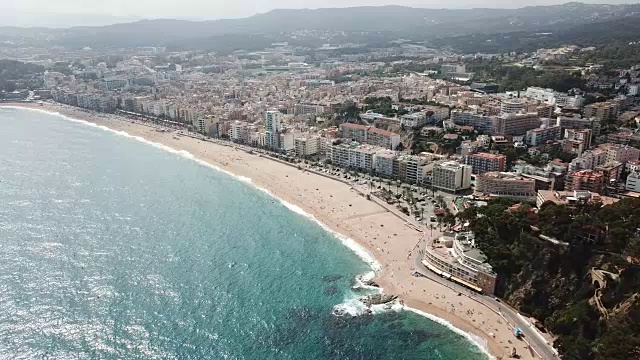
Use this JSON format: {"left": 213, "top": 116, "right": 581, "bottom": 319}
{"left": 422, "top": 232, "right": 497, "bottom": 295}
{"left": 475, "top": 172, "right": 536, "bottom": 201}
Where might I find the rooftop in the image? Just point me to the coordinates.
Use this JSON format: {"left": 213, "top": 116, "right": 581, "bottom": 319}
{"left": 468, "top": 152, "right": 506, "bottom": 160}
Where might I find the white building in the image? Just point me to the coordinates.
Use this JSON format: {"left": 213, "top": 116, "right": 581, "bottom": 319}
{"left": 431, "top": 161, "right": 472, "bottom": 192}
{"left": 328, "top": 142, "right": 378, "bottom": 170}
{"left": 294, "top": 136, "right": 321, "bottom": 157}
{"left": 265, "top": 110, "right": 283, "bottom": 150}
{"left": 373, "top": 152, "right": 396, "bottom": 177}
{"left": 400, "top": 112, "right": 427, "bottom": 128}
{"left": 230, "top": 121, "right": 249, "bottom": 143}
{"left": 500, "top": 98, "right": 527, "bottom": 115}
{"left": 279, "top": 133, "right": 295, "bottom": 152}
{"left": 626, "top": 172, "right": 640, "bottom": 192}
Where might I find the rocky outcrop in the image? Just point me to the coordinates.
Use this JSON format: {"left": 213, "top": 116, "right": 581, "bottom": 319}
{"left": 361, "top": 294, "right": 397, "bottom": 306}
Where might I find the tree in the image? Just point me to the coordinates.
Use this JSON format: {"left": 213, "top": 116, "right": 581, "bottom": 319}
{"left": 4, "top": 81, "right": 16, "bottom": 92}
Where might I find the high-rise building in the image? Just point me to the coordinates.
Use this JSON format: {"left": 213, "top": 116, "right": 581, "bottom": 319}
{"left": 265, "top": 110, "right": 283, "bottom": 149}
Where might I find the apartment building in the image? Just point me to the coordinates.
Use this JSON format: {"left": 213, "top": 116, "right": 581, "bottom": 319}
{"left": 563, "top": 128, "right": 592, "bottom": 155}
{"left": 373, "top": 152, "right": 396, "bottom": 177}
{"left": 396, "top": 154, "right": 431, "bottom": 184}
{"left": 400, "top": 112, "right": 427, "bottom": 128}
{"left": 328, "top": 142, "right": 377, "bottom": 171}
{"left": 565, "top": 170, "right": 605, "bottom": 193}
{"left": 294, "top": 136, "right": 321, "bottom": 157}
{"left": 475, "top": 172, "right": 536, "bottom": 201}
{"left": 294, "top": 103, "right": 325, "bottom": 115}
{"left": 422, "top": 105, "right": 451, "bottom": 122}
{"left": 495, "top": 113, "right": 541, "bottom": 136}
{"left": 339, "top": 123, "right": 401, "bottom": 150}
{"left": 525, "top": 125, "right": 561, "bottom": 146}
{"left": 600, "top": 143, "right": 640, "bottom": 165}
{"left": 431, "top": 161, "right": 472, "bottom": 192}
{"left": 557, "top": 116, "right": 601, "bottom": 137}
{"left": 230, "top": 120, "right": 249, "bottom": 143}
{"left": 450, "top": 110, "right": 496, "bottom": 134}
{"left": 464, "top": 153, "right": 506, "bottom": 174}
{"left": 584, "top": 101, "right": 619, "bottom": 123}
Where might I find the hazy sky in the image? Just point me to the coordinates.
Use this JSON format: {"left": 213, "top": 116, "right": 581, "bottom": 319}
{"left": 2, "top": 0, "right": 634, "bottom": 20}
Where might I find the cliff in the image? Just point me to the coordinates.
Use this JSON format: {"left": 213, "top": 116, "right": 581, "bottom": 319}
{"left": 459, "top": 198, "right": 640, "bottom": 360}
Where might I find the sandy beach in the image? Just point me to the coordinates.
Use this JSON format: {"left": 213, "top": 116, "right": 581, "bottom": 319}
{"left": 1, "top": 102, "right": 539, "bottom": 360}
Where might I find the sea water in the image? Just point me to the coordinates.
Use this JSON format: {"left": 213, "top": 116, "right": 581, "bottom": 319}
{"left": 0, "top": 107, "right": 489, "bottom": 359}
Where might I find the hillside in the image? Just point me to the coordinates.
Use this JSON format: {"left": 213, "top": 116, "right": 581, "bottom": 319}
{"left": 2, "top": 2, "right": 640, "bottom": 49}
{"left": 457, "top": 198, "right": 640, "bottom": 360}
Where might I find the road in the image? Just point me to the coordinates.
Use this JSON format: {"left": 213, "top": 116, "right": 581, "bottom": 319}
{"left": 119, "top": 120, "right": 558, "bottom": 359}
{"left": 409, "top": 237, "right": 558, "bottom": 360}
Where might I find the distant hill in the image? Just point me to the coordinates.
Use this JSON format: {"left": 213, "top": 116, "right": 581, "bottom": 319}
{"left": 0, "top": 12, "right": 141, "bottom": 28}
{"left": 2, "top": 2, "right": 640, "bottom": 50}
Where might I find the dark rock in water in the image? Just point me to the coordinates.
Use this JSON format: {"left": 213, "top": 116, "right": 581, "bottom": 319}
{"left": 361, "top": 294, "right": 397, "bottom": 306}
{"left": 362, "top": 279, "right": 379, "bottom": 287}
{"left": 322, "top": 274, "right": 343, "bottom": 283}
{"left": 324, "top": 285, "right": 338, "bottom": 296}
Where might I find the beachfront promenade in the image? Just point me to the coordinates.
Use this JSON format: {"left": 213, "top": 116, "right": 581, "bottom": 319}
{"left": 8, "top": 102, "right": 558, "bottom": 360}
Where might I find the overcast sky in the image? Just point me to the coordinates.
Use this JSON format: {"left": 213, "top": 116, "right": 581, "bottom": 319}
{"left": 2, "top": 0, "right": 634, "bottom": 21}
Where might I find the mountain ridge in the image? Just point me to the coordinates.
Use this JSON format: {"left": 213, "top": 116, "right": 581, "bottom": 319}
{"left": 2, "top": 2, "right": 640, "bottom": 49}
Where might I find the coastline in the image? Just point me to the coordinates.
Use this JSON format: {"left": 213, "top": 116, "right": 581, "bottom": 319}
{"left": 1, "top": 102, "right": 533, "bottom": 359}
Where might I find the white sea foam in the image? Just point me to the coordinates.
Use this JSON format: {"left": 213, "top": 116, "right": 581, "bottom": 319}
{"left": 405, "top": 306, "right": 496, "bottom": 359}
{"left": 5, "top": 105, "right": 494, "bottom": 359}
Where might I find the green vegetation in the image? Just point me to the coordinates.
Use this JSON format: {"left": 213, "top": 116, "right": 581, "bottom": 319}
{"left": 362, "top": 96, "right": 408, "bottom": 117}
{"left": 581, "top": 44, "right": 640, "bottom": 69}
{"left": 0, "top": 60, "right": 44, "bottom": 92}
{"left": 458, "top": 198, "right": 640, "bottom": 360}
{"left": 467, "top": 59, "right": 585, "bottom": 92}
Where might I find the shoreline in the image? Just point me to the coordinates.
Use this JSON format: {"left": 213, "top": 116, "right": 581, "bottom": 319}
{"left": 2, "top": 102, "right": 535, "bottom": 359}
